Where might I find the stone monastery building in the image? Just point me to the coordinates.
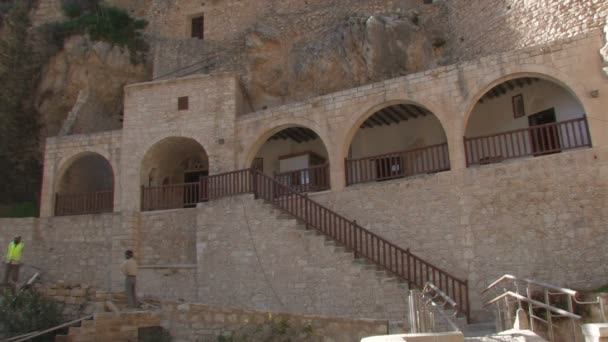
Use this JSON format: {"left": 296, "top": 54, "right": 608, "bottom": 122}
{"left": 3, "top": 0, "right": 608, "bottom": 323}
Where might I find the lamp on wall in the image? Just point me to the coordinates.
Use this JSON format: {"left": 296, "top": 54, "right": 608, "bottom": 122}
{"left": 590, "top": 90, "right": 599, "bottom": 98}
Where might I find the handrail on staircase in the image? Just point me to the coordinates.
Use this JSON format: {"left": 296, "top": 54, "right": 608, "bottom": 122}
{"left": 250, "top": 169, "right": 470, "bottom": 321}
{"left": 483, "top": 274, "right": 607, "bottom": 341}
{"left": 140, "top": 167, "right": 471, "bottom": 321}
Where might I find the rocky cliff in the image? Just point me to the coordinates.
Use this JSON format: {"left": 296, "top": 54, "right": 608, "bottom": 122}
{"left": 36, "top": 35, "right": 149, "bottom": 136}
{"left": 154, "top": 6, "right": 449, "bottom": 111}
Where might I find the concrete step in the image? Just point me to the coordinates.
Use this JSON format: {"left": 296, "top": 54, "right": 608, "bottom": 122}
{"left": 388, "top": 320, "right": 406, "bottom": 334}
{"left": 463, "top": 322, "right": 498, "bottom": 337}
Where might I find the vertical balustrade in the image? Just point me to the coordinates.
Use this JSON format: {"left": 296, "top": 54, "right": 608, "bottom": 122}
{"left": 464, "top": 117, "right": 591, "bottom": 166}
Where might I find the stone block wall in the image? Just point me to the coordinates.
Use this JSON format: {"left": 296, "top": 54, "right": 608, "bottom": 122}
{"left": 138, "top": 0, "right": 428, "bottom": 42}
{"left": 136, "top": 209, "right": 198, "bottom": 301}
{"left": 448, "top": 0, "right": 608, "bottom": 61}
{"left": 311, "top": 147, "right": 608, "bottom": 317}
{"left": 120, "top": 73, "right": 243, "bottom": 212}
{"left": 137, "top": 209, "right": 197, "bottom": 265}
{"left": 160, "top": 301, "right": 388, "bottom": 342}
{"left": 0, "top": 213, "right": 117, "bottom": 288}
{"left": 195, "top": 195, "right": 408, "bottom": 321}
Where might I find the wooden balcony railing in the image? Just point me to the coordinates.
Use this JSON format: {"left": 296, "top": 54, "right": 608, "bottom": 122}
{"left": 141, "top": 169, "right": 252, "bottom": 211}
{"left": 274, "top": 163, "right": 330, "bottom": 193}
{"left": 345, "top": 143, "right": 450, "bottom": 186}
{"left": 464, "top": 117, "right": 591, "bottom": 166}
{"left": 55, "top": 191, "right": 114, "bottom": 216}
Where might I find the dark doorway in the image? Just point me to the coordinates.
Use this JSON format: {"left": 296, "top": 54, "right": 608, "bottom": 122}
{"left": 528, "top": 108, "right": 560, "bottom": 155}
{"left": 191, "top": 15, "right": 204, "bottom": 39}
{"left": 374, "top": 155, "right": 404, "bottom": 181}
{"left": 183, "top": 170, "right": 209, "bottom": 207}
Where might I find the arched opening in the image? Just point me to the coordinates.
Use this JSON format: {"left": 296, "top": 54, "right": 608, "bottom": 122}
{"left": 55, "top": 153, "right": 114, "bottom": 216}
{"left": 140, "top": 137, "right": 209, "bottom": 211}
{"left": 464, "top": 77, "right": 591, "bottom": 166}
{"left": 251, "top": 126, "right": 330, "bottom": 193}
{"left": 345, "top": 103, "right": 450, "bottom": 185}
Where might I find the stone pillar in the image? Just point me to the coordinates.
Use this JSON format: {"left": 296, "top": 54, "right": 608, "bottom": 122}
{"left": 581, "top": 324, "right": 608, "bottom": 342}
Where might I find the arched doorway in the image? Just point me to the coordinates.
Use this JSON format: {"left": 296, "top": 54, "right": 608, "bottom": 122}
{"left": 250, "top": 126, "right": 330, "bottom": 193}
{"left": 55, "top": 153, "right": 114, "bottom": 216}
{"left": 345, "top": 103, "right": 450, "bottom": 185}
{"left": 140, "top": 137, "right": 209, "bottom": 211}
{"left": 464, "top": 76, "right": 591, "bottom": 166}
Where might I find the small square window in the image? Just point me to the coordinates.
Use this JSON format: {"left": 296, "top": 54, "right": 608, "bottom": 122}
{"left": 191, "top": 15, "right": 204, "bottom": 39}
{"left": 178, "top": 96, "right": 189, "bottom": 110}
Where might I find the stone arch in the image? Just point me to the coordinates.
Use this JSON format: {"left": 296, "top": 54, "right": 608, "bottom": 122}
{"left": 341, "top": 100, "right": 451, "bottom": 185}
{"left": 341, "top": 99, "right": 450, "bottom": 160}
{"left": 140, "top": 136, "right": 209, "bottom": 187}
{"left": 245, "top": 123, "right": 332, "bottom": 192}
{"left": 55, "top": 151, "right": 115, "bottom": 195}
{"left": 462, "top": 70, "right": 591, "bottom": 167}
{"left": 461, "top": 67, "right": 590, "bottom": 133}
{"left": 242, "top": 119, "right": 330, "bottom": 169}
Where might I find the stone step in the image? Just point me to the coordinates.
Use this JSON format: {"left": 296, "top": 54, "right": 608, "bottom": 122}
{"left": 463, "top": 322, "right": 498, "bottom": 337}
{"left": 388, "top": 320, "right": 406, "bottom": 334}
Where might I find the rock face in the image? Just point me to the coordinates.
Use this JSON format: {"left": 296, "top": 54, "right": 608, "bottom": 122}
{"left": 155, "top": 11, "right": 449, "bottom": 112}
{"left": 35, "top": 35, "right": 150, "bottom": 136}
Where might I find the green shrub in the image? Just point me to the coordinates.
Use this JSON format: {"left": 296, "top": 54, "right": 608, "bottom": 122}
{"left": 61, "top": 0, "right": 100, "bottom": 18}
{"left": 0, "top": 202, "right": 39, "bottom": 217}
{"left": 0, "top": 290, "right": 64, "bottom": 342}
{"left": 41, "top": 4, "right": 148, "bottom": 63}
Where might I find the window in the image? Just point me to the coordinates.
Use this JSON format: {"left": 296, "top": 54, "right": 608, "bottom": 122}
{"left": 178, "top": 96, "right": 189, "bottom": 110}
{"left": 191, "top": 15, "right": 204, "bottom": 39}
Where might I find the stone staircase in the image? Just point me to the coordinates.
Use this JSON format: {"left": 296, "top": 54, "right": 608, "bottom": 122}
{"left": 252, "top": 197, "right": 480, "bottom": 335}
{"left": 54, "top": 311, "right": 161, "bottom": 342}
{"left": 252, "top": 198, "right": 409, "bottom": 325}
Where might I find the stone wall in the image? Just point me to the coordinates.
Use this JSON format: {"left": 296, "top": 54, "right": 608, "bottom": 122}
{"left": 161, "top": 301, "right": 388, "bottom": 342}
{"left": 120, "top": 73, "right": 244, "bottom": 212}
{"left": 311, "top": 146, "right": 608, "bottom": 317}
{"left": 0, "top": 214, "right": 117, "bottom": 288}
{"left": 136, "top": 208, "right": 198, "bottom": 301}
{"left": 137, "top": 209, "right": 197, "bottom": 265}
{"left": 448, "top": 0, "right": 608, "bottom": 61}
{"left": 140, "top": 0, "right": 428, "bottom": 42}
{"left": 196, "top": 195, "right": 407, "bottom": 321}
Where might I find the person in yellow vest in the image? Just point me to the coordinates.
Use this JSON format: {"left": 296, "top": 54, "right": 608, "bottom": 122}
{"left": 120, "top": 250, "right": 139, "bottom": 308}
{"left": 4, "top": 235, "right": 24, "bottom": 286}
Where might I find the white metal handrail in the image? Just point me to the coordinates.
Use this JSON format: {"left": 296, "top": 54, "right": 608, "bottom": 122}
{"left": 483, "top": 274, "right": 607, "bottom": 341}
{"left": 408, "top": 282, "right": 462, "bottom": 334}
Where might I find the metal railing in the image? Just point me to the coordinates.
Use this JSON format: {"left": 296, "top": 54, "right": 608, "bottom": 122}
{"left": 274, "top": 163, "right": 330, "bottom": 193}
{"left": 408, "top": 282, "right": 463, "bottom": 333}
{"left": 345, "top": 143, "right": 450, "bottom": 186}
{"left": 482, "top": 274, "right": 606, "bottom": 341}
{"left": 464, "top": 117, "right": 591, "bottom": 166}
{"left": 55, "top": 191, "right": 114, "bottom": 216}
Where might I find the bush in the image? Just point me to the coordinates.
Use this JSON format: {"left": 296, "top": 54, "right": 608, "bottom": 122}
{"left": 61, "top": 0, "right": 100, "bottom": 18}
{"left": 0, "top": 202, "right": 39, "bottom": 218}
{"left": 42, "top": 4, "right": 148, "bottom": 63}
{"left": 0, "top": 290, "right": 64, "bottom": 342}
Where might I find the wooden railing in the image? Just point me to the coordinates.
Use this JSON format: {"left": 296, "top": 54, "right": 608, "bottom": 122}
{"left": 274, "top": 163, "right": 330, "bottom": 193}
{"left": 345, "top": 143, "right": 450, "bottom": 186}
{"left": 464, "top": 117, "right": 591, "bottom": 166}
{"left": 138, "top": 168, "right": 470, "bottom": 320}
{"left": 141, "top": 182, "right": 200, "bottom": 211}
{"left": 55, "top": 191, "right": 113, "bottom": 216}
{"left": 141, "top": 169, "right": 252, "bottom": 211}
{"left": 251, "top": 169, "right": 469, "bottom": 321}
